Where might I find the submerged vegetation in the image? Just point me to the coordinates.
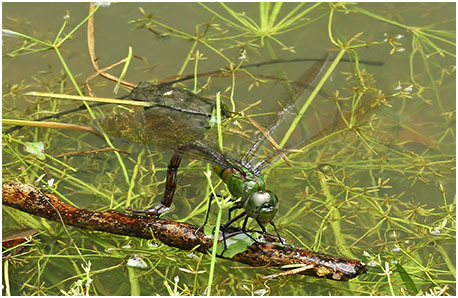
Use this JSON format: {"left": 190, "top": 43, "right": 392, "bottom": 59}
{"left": 2, "top": 2, "right": 455, "bottom": 296}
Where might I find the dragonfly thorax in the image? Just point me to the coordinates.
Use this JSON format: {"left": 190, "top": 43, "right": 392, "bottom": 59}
{"left": 213, "top": 166, "right": 279, "bottom": 223}
{"left": 214, "top": 166, "right": 265, "bottom": 199}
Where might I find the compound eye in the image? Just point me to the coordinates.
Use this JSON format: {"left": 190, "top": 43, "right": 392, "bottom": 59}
{"left": 243, "top": 191, "right": 278, "bottom": 223}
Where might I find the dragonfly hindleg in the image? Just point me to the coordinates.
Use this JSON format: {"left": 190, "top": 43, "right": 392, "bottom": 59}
{"left": 195, "top": 192, "right": 225, "bottom": 235}
{"left": 227, "top": 204, "right": 241, "bottom": 222}
{"left": 241, "top": 215, "right": 262, "bottom": 244}
{"left": 218, "top": 211, "right": 247, "bottom": 256}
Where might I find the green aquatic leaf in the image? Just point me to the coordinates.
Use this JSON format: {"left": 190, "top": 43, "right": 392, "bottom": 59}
{"left": 215, "top": 232, "right": 259, "bottom": 258}
{"left": 395, "top": 262, "right": 418, "bottom": 294}
{"left": 205, "top": 226, "right": 258, "bottom": 258}
{"left": 24, "top": 141, "right": 45, "bottom": 160}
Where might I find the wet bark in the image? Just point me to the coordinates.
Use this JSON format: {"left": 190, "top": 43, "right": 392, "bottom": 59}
{"left": 2, "top": 181, "right": 366, "bottom": 281}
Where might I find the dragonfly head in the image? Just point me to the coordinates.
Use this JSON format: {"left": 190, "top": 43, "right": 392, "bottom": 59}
{"left": 244, "top": 190, "right": 279, "bottom": 224}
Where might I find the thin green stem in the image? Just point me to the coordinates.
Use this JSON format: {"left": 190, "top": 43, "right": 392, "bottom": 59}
{"left": 53, "top": 18, "right": 69, "bottom": 45}
{"left": 114, "top": 46, "right": 133, "bottom": 94}
{"left": 2, "top": 29, "right": 51, "bottom": 46}
{"left": 204, "top": 170, "right": 222, "bottom": 296}
{"left": 55, "top": 5, "right": 100, "bottom": 47}
{"left": 327, "top": 5, "right": 339, "bottom": 47}
{"left": 127, "top": 149, "right": 144, "bottom": 208}
{"left": 215, "top": 92, "right": 224, "bottom": 151}
{"left": 177, "top": 40, "right": 198, "bottom": 78}
{"left": 24, "top": 91, "right": 155, "bottom": 107}
{"left": 127, "top": 267, "right": 141, "bottom": 296}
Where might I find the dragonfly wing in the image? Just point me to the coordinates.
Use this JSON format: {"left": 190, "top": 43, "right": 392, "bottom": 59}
{"left": 93, "top": 106, "right": 243, "bottom": 172}
{"left": 94, "top": 106, "right": 211, "bottom": 150}
{"left": 129, "top": 82, "right": 217, "bottom": 118}
{"left": 245, "top": 53, "right": 338, "bottom": 169}
{"left": 176, "top": 140, "right": 243, "bottom": 172}
{"left": 254, "top": 56, "right": 384, "bottom": 171}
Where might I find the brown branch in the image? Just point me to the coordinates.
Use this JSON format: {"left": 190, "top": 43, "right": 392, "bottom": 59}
{"left": 2, "top": 181, "right": 367, "bottom": 281}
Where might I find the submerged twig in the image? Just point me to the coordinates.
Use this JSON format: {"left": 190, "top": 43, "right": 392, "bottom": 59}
{"left": 2, "top": 181, "right": 367, "bottom": 281}
{"left": 158, "top": 57, "right": 384, "bottom": 85}
{"left": 54, "top": 147, "right": 130, "bottom": 158}
{"left": 87, "top": 2, "right": 136, "bottom": 91}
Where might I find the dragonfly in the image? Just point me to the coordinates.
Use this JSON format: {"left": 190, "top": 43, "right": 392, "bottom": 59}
{"left": 93, "top": 54, "right": 338, "bottom": 245}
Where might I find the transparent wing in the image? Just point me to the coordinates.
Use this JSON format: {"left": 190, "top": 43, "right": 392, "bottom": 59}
{"left": 93, "top": 106, "right": 243, "bottom": 173}
{"left": 252, "top": 58, "right": 383, "bottom": 171}
{"left": 129, "top": 82, "right": 217, "bottom": 118}
{"left": 242, "top": 53, "right": 339, "bottom": 170}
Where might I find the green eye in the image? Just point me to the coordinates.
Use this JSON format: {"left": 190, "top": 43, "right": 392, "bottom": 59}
{"left": 244, "top": 191, "right": 278, "bottom": 224}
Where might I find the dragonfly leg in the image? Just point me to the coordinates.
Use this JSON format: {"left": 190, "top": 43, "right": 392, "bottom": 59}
{"left": 195, "top": 193, "right": 230, "bottom": 235}
{"left": 195, "top": 193, "right": 217, "bottom": 235}
{"left": 227, "top": 205, "right": 240, "bottom": 222}
{"left": 255, "top": 219, "right": 284, "bottom": 245}
{"left": 268, "top": 220, "right": 285, "bottom": 245}
{"left": 241, "top": 216, "right": 260, "bottom": 244}
{"left": 219, "top": 211, "right": 246, "bottom": 256}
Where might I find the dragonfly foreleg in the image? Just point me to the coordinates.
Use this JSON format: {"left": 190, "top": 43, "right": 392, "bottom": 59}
{"left": 195, "top": 192, "right": 232, "bottom": 235}
{"left": 241, "top": 215, "right": 260, "bottom": 244}
{"left": 268, "top": 220, "right": 285, "bottom": 245}
{"left": 255, "top": 219, "right": 285, "bottom": 245}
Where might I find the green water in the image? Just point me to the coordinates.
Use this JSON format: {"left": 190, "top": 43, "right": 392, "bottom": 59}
{"left": 3, "top": 2, "right": 455, "bottom": 296}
